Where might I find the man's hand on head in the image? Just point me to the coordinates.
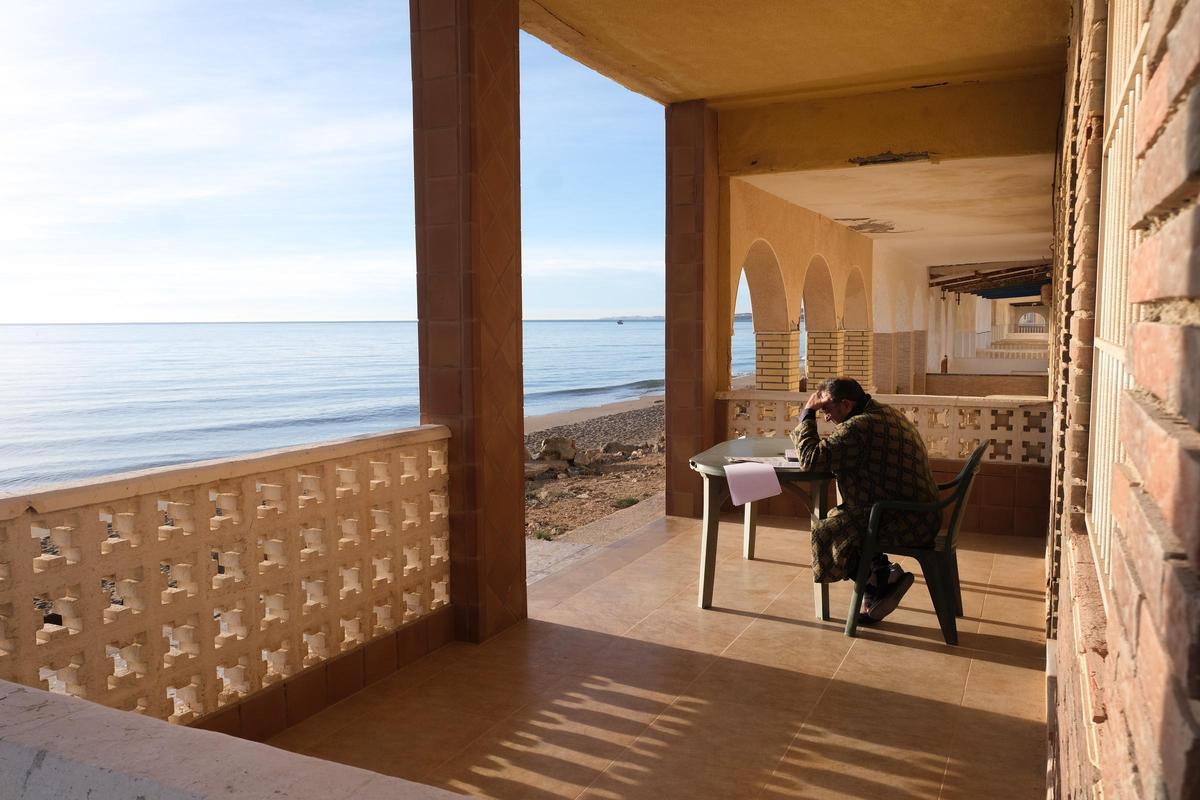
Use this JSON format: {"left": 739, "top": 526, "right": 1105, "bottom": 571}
{"left": 804, "top": 391, "right": 829, "bottom": 412}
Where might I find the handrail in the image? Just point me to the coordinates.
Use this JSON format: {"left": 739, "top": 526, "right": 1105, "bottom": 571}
{"left": 717, "top": 390, "right": 1051, "bottom": 465}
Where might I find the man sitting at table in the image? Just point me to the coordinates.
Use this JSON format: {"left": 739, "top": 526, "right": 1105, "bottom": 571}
{"left": 789, "top": 376, "right": 941, "bottom": 624}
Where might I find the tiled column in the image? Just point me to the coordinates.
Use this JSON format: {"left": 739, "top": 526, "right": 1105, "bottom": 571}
{"left": 841, "top": 330, "right": 873, "bottom": 387}
{"left": 755, "top": 331, "right": 801, "bottom": 390}
{"left": 665, "top": 101, "right": 722, "bottom": 519}
{"left": 873, "top": 331, "right": 895, "bottom": 392}
{"left": 894, "top": 331, "right": 914, "bottom": 393}
{"left": 912, "top": 330, "right": 928, "bottom": 393}
{"left": 411, "top": 0, "right": 525, "bottom": 643}
{"left": 805, "top": 330, "right": 843, "bottom": 382}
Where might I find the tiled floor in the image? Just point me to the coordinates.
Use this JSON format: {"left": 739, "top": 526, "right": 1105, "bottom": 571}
{"left": 269, "top": 514, "right": 1048, "bottom": 799}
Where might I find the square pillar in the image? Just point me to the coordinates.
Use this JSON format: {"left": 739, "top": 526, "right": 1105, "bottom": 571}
{"left": 665, "top": 101, "right": 723, "bottom": 519}
{"left": 912, "top": 330, "right": 928, "bottom": 393}
{"left": 411, "top": 0, "right": 525, "bottom": 643}
{"left": 873, "top": 331, "right": 894, "bottom": 392}
{"left": 755, "top": 331, "right": 801, "bottom": 390}
{"left": 841, "top": 330, "right": 873, "bottom": 387}
{"left": 894, "top": 330, "right": 914, "bottom": 393}
{"left": 805, "top": 330, "right": 844, "bottom": 382}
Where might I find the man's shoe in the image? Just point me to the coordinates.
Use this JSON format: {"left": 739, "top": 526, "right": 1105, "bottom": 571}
{"left": 863, "top": 571, "right": 915, "bottom": 622}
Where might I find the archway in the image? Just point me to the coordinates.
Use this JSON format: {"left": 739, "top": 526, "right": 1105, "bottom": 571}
{"left": 841, "top": 266, "right": 872, "bottom": 387}
{"left": 735, "top": 240, "right": 796, "bottom": 390}
{"left": 801, "top": 256, "right": 839, "bottom": 381}
{"left": 800, "top": 256, "right": 837, "bottom": 332}
{"left": 737, "top": 239, "right": 789, "bottom": 332}
{"left": 842, "top": 267, "right": 869, "bottom": 331}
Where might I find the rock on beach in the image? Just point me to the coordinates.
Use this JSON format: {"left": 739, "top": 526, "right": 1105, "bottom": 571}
{"left": 524, "top": 403, "right": 664, "bottom": 453}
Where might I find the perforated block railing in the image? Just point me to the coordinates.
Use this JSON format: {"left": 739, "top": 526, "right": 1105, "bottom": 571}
{"left": 718, "top": 391, "right": 1052, "bottom": 465}
{"left": 0, "top": 425, "right": 451, "bottom": 724}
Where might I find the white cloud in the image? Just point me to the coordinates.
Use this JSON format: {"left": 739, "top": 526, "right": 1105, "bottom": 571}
{"left": 521, "top": 243, "right": 663, "bottom": 276}
{"left": 1, "top": 249, "right": 417, "bottom": 324}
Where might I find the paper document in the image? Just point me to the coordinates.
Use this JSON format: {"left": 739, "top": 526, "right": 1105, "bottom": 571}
{"left": 723, "top": 461, "right": 782, "bottom": 505}
{"left": 724, "top": 456, "right": 793, "bottom": 467}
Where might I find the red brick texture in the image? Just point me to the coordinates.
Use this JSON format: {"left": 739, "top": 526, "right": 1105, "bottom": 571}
{"left": 929, "top": 459, "right": 1050, "bottom": 537}
{"left": 1050, "top": 0, "right": 1200, "bottom": 795}
{"left": 665, "top": 101, "right": 724, "bottom": 519}
{"left": 411, "top": 0, "right": 526, "bottom": 642}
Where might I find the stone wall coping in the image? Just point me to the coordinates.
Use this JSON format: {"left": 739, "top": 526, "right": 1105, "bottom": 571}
{"left": 0, "top": 679, "right": 463, "bottom": 799}
{"left": 716, "top": 390, "right": 1051, "bottom": 408}
{"left": 0, "top": 424, "right": 452, "bottom": 519}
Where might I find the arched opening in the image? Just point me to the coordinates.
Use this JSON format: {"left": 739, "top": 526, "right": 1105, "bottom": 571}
{"left": 840, "top": 267, "right": 872, "bottom": 386}
{"left": 733, "top": 240, "right": 796, "bottom": 390}
{"left": 801, "top": 256, "right": 839, "bottom": 381}
{"left": 800, "top": 256, "right": 837, "bottom": 332}
{"left": 1016, "top": 310, "right": 1048, "bottom": 331}
{"left": 730, "top": 272, "right": 755, "bottom": 383}
{"left": 737, "top": 239, "right": 789, "bottom": 331}
{"left": 843, "top": 267, "right": 869, "bottom": 330}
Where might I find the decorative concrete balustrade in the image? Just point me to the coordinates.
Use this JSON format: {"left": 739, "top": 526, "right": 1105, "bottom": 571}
{"left": 0, "top": 425, "right": 450, "bottom": 725}
{"left": 718, "top": 390, "right": 1052, "bottom": 465}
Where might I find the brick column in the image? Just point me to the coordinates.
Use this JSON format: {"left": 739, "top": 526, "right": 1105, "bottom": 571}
{"left": 873, "top": 331, "right": 894, "bottom": 392}
{"left": 894, "top": 331, "right": 914, "bottom": 393}
{"left": 665, "top": 101, "right": 722, "bottom": 518}
{"left": 755, "top": 331, "right": 801, "bottom": 390}
{"left": 411, "top": 0, "right": 525, "bottom": 643}
{"left": 912, "top": 330, "right": 928, "bottom": 393}
{"left": 805, "top": 330, "right": 843, "bottom": 381}
{"left": 841, "top": 330, "right": 872, "bottom": 387}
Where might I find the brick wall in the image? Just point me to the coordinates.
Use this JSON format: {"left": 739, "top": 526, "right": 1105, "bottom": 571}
{"left": 755, "top": 330, "right": 801, "bottom": 390}
{"left": 1050, "top": 0, "right": 1200, "bottom": 797}
{"left": 929, "top": 459, "right": 1050, "bottom": 537}
{"left": 873, "top": 331, "right": 894, "bottom": 392}
{"left": 411, "top": 0, "right": 526, "bottom": 642}
{"left": 925, "top": 373, "right": 1050, "bottom": 397}
{"left": 894, "top": 331, "right": 914, "bottom": 393}
{"left": 805, "top": 330, "right": 842, "bottom": 381}
{"left": 842, "top": 330, "right": 872, "bottom": 387}
{"left": 664, "top": 101, "right": 724, "bottom": 519}
{"left": 912, "top": 330, "right": 928, "bottom": 393}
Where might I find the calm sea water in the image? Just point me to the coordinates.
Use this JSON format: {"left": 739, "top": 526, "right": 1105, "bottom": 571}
{"left": 0, "top": 320, "right": 756, "bottom": 492}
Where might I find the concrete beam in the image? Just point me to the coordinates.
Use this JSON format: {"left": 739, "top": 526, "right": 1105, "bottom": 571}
{"left": 718, "top": 73, "right": 1063, "bottom": 176}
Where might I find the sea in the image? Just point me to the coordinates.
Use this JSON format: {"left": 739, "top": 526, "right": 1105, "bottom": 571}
{"left": 0, "top": 320, "right": 756, "bottom": 493}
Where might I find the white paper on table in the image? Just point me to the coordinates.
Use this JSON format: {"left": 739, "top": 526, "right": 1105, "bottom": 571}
{"left": 725, "top": 456, "right": 793, "bottom": 468}
{"left": 722, "top": 461, "right": 782, "bottom": 506}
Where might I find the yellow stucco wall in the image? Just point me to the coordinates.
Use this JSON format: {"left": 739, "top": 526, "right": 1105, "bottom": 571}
{"left": 724, "top": 179, "right": 873, "bottom": 334}
{"left": 718, "top": 74, "right": 1063, "bottom": 176}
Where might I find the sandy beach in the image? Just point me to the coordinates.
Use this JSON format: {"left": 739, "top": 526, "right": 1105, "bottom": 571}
{"left": 520, "top": 376, "right": 752, "bottom": 540}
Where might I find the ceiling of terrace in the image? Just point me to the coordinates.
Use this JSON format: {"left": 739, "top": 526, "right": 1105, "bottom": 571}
{"left": 521, "top": 0, "right": 1070, "bottom": 107}
{"left": 741, "top": 154, "right": 1056, "bottom": 267}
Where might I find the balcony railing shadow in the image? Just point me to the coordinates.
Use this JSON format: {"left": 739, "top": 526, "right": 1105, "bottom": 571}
{"left": 268, "top": 513, "right": 1047, "bottom": 799}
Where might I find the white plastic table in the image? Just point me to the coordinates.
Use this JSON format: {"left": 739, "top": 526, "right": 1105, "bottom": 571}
{"left": 689, "top": 436, "right": 836, "bottom": 619}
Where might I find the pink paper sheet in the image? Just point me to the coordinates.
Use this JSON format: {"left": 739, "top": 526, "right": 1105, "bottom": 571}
{"left": 723, "top": 461, "right": 782, "bottom": 506}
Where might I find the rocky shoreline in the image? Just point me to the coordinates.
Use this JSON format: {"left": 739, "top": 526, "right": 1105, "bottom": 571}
{"left": 522, "top": 402, "right": 666, "bottom": 539}
{"left": 523, "top": 401, "right": 665, "bottom": 452}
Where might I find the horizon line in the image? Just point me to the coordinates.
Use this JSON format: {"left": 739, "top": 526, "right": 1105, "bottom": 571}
{"left": 0, "top": 317, "right": 749, "bottom": 326}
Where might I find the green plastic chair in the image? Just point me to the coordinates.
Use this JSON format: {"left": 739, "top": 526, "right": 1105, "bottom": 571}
{"left": 844, "top": 440, "right": 990, "bottom": 645}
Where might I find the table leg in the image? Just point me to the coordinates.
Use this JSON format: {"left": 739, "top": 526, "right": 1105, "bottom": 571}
{"left": 811, "top": 479, "right": 831, "bottom": 621}
{"left": 698, "top": 475, "right": 728, "bottom": 609}
{"left": 743, "top": 501, "right": 758, "bottom": 560}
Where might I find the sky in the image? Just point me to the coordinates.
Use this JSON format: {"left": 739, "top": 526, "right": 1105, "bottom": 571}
{"left": 0, "top": 0, "right": 695, "bottom": 323}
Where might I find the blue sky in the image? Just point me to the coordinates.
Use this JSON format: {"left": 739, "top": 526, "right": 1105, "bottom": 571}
{"left": 0, "top": 1, "right": 680, "bottom": 322}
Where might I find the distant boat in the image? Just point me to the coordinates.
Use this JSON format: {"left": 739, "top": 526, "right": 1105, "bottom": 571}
{"left": 617, "top": 320, "right": 624, "bottom": 325}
